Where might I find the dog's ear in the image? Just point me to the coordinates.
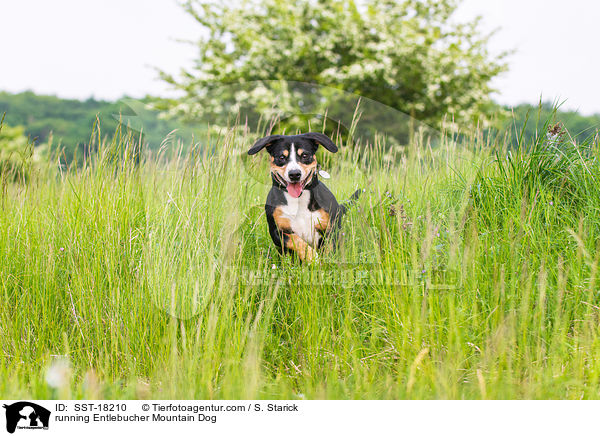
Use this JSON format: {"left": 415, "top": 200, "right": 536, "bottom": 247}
{"left": 300, "top": 132, "right": 338, "bottom": 153}
{"left": 248, "top": 135, "right": 284, "bottom": 155}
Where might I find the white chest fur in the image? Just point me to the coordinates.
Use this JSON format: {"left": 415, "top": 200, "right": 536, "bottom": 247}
{"left": 280, "top": 191, "right": 322, "bottom": 247}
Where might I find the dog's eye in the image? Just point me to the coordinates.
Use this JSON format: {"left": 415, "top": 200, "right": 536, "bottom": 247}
{"left": 278, "top": 154, "right": 286, "bottom": 160}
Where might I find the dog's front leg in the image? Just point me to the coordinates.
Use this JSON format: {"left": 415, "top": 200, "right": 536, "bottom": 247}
{"left": 284, "top": 233, "right": 317, "bottom": 263}
{"left": 267, "top": 207, "right": 316, "bottom": 262}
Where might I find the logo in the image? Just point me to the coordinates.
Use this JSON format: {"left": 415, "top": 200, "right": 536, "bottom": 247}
{"left": 2, "top": 402, "right": 50, "bottom": 434}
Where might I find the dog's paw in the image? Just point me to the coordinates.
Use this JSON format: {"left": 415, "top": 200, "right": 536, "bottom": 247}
{"left": 304, "top": 246, "right": 319, "bottom": 264}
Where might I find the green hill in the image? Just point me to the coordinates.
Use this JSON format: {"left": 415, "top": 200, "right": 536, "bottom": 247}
{"left": 1, "top": 91, "right": 599, "bottom": 165}
{"left": 0, "top": 91, "right": 185, "bottom": 163}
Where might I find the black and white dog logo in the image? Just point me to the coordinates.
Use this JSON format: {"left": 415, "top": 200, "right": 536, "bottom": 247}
{"left": 2, "top": 402, "right": 50, "bottom": 433}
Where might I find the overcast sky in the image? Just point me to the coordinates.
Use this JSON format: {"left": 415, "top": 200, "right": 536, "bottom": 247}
{"left": 1, "top": 0, "right": 598, "bottom": 114}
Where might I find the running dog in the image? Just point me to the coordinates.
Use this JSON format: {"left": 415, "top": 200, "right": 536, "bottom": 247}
{"left": 248, "top": 132, "right": 360, "bottom": 262}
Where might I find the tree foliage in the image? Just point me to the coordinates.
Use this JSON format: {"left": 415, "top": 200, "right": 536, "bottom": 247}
{"left": 0, "top": 121, "right": 46, "bottom": 180}
{"left": 504, "top": 102, "right": 600, "bottom": 145}
{"left": 0, "top": 91, "right": 123, "bottom": 162}
{"left": 162, "top": 0, "right": 508, "bottom": 134}
{"left": 0, "top": 92, "right": 183, "bottom": 164}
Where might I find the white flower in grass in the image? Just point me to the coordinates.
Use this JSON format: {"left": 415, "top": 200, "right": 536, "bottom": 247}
{"left": 46, "top": 357, "right": 71, "bottom": 389}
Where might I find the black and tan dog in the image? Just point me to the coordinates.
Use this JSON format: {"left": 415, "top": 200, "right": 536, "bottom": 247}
{"left": 248, "top": 132, "right": 360, "bottom": 262}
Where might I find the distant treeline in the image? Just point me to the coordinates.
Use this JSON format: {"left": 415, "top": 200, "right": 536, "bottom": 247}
{"left": 0, "top": 91, "right": 183, "bottom": 163}
{"left": 506, "top": 103, "right": 600, "bottom": 145}
{"left": 1, "top": 91, "right": 599, "bottom": 164}
{"left": 0, "top": 91, "right": 122, "bottom": 162}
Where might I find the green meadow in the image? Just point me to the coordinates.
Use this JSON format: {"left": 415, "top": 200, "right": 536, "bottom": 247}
{"left": 2, "top": 117, "right": 600, "bottom": 399}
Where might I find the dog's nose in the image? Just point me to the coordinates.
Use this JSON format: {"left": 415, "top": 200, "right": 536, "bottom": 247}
{"left": 288, "top": 170, "right": 302, "bottom": 182}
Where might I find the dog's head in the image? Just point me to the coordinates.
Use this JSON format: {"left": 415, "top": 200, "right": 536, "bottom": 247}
{"left": 248, "top": 132, "right": 338, "bottom": 198}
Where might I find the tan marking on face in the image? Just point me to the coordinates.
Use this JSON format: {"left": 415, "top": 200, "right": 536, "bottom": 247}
{"left": 286, "top": 234, "right": 316, "bottom": 262}
{"left": 270, "top": 161, "right": 287, "bottom": 181}
{"left": 297, "top": 148, "right": 304, "bottom": 156}
{"left": 315, "top": 209, "right": 330, "bottom": 232}
{"left": 298, "top": 157, "right": 317, "bottom": 180}
{"left": 273, "top": 207, "right": 291, "bottom": 232}
{"left": 283, "top": 149, "right": 289, "bottom": 157}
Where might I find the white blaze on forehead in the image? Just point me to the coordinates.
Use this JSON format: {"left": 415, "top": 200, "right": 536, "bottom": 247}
{"left": 284, "top": 143, "right": 305, "bottom": 182}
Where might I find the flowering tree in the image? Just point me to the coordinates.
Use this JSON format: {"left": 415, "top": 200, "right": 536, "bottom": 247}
{"left": 161, "top": 0, "right": 507, "bottom": 134}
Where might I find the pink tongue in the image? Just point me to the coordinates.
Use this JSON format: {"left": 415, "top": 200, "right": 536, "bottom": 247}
{"left": 286, "top": 182, "right": 303, "bottom": 198}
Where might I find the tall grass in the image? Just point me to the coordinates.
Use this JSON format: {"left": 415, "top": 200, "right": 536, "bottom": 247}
{"left": 1, "top": 118, "right": 600, "bottom": 399}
